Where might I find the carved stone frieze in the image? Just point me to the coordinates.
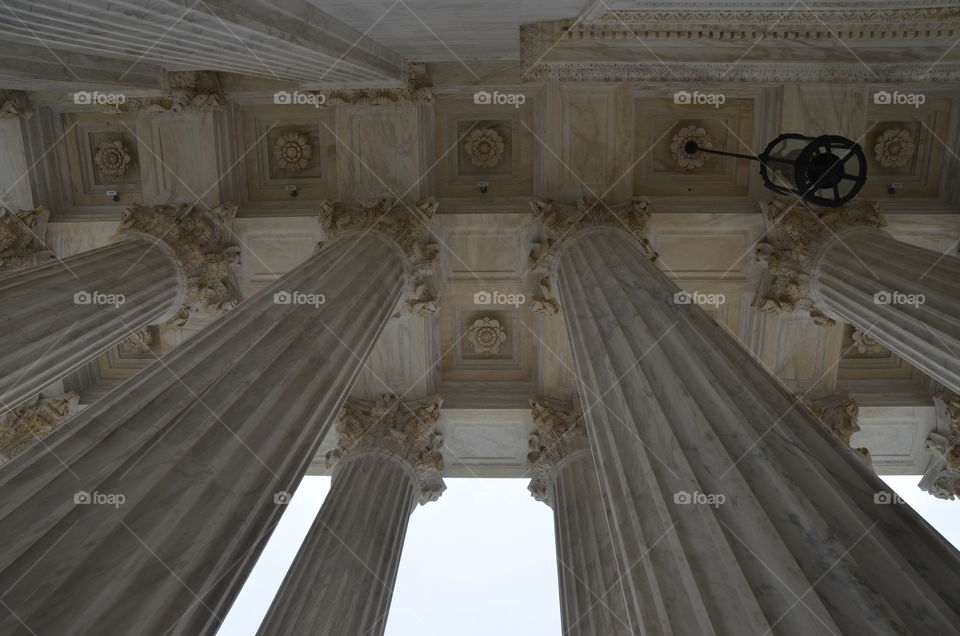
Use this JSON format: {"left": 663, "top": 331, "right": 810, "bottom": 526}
{"left": 114, "top": 203, "right": 242, "bottom": 326}
{"left": 466, "top": 317, "right": 507, "bottom": 356}
{"left": 527, "top": 397, "right": 589, "bottom": 505}
{"left": 528, "top": 197, "right": 655, "bottom": 315}
{"left": 0, "top": 391, "right": 80, "bottom": 460}
{"left": 809, "top": 392, "right": 872, "bottom": 465}
{"left": 754, "top": 198, "right": 887, "bottom": 326}
{"left": 0, "top": 90, "right": 31, "bottom": 119}
{"left": 94, "top": 139, "right": 133, "bottom": 179}
{"left": 318, "top": 198, "right": 440, "bottom": 315}
{"left": 326, "top": 394, "right": 445, "bottom": 504}
{"left": 98, "top": 71, "right": 224, "bottom": 114}
{"left": 921, "top": 391, "right": 960, "bottom": 500}
{"left": 0, "top": 206, "right": 55, "bottom": 271}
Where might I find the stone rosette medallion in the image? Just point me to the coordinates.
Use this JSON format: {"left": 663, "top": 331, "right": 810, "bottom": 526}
{"left": 94, "top": 139, "right": 133, "bottom": 179}
{"left": 873, "top": 128, "right": 915, "bottom": 168}
{"left": 466, "top": 317, "right": 507, "bottom": 356}
{"left": 463, "top": 127, "right": 505, "bottom": 168}
{"left": 670, "top": 125, "right": 713, "bottom": 170}
{"left": 272, "top": 133, "right": 312, "bottom": 173}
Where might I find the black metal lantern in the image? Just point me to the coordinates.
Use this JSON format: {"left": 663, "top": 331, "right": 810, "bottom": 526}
{"left": 684, "top": 133, "right": 867, "bottom": 207}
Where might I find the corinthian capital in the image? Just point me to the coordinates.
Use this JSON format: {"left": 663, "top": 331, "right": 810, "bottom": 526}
{"left": 98, "top": 71, "right": 224, "bottom": 114}
{"left": 921, "top": 390, "right": 960, "bottom": 500}
{"left": 528, "top": 197, "right": 655, "bottom": 315}
{"left": 754, "top": 198, "right": 886, "bottom": 325}
{"left": 0, "top": 391, "right": 80, "bottom": 461}
{"left": 0, "top": 207, "right": 54, "bottom": 272}
{"left": 326, "top": 394, "right": 445, "bottom": 504}
{"left": 318, "top": 198, "right": 440, "bottom": 315}
{"left": 0, "top": 90, "right": 31, "bottom": 119}
{"left": 527, "top": 397, "right": 589, "bottom": 505}
{"left": 808, "top": 392, "right": 871, "bottom": 465}
{"left": 114, "top": 203, "right": 242, "bottom": 326}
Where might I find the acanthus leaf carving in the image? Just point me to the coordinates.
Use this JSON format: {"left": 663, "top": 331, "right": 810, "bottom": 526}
{"left": 0, "top": 90, "right": 31, "bottom": 119}
{"left": 0, "top": 391, "right": 80, "bottom": 461}
{"left": 754, "top": 198, "right": 887, "bottom": 326}
{"left": 318, "top": 198, "right": 440, "bottom": 316}
{"left": 326, "top": 394, "right": 446, "bottom": 504}
{"left": 809, "top": 392, "right": 872, "bottom": 466}
{"left": 0, "top": 206, "right": 55, "bottom": 272}
{"left": 98, "top": 71, "right": 224, "bottom": 114}
{"left": 114, "top": 203, "right": 242, "bottom": 326}
{"left": 527, "top": 397, "right": 589, "bottom": 506}
{"left": 528, "top": 197, "right": 655, "bottom": 315}
{"left": 921, "top": 390, "right": 960, "bottom": 500}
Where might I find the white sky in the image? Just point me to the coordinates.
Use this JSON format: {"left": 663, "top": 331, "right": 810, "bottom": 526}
{"left": 217, "top": 475, "right": 956, "bottom": 636}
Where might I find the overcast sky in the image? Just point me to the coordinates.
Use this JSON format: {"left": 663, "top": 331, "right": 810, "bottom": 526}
{"left": 217, "top": 475, "right": 956, "bottom": 636}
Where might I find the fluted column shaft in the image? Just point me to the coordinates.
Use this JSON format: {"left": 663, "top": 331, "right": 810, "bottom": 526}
{"left": 556, "top": 228, "right": 960, "bottom": 634}
{"left": 0, "top": 235, "right": 185, "bottom": 408}
{"left": 0, "top": 232, "right": 407, "bottom": 635}
{"left": 550, "top": 451, "right": 633, "bottom": 635}
{"left": 259, "top": 452, "right": 418, "bottom": 635}
{"left": 812, "top": 227, "right": 960, "bottom": 393}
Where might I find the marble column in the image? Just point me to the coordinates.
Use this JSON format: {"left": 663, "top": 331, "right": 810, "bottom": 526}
{"left": 258, "top": 395, "right": 445, "bottom": 636}
{"left": 0, "top": 199, "right": 438, "bottom": 635}
{"left": 0, "top": 203, "right": 242, "bottom": 411}
{"left": 527, "top": 397, "right": 633, "bottom": 636}
{"left": 531, "top": 198, "right": 960, "bottom": 634}
{"left": 755, "top": 198, "right": 960, "bottom": 394}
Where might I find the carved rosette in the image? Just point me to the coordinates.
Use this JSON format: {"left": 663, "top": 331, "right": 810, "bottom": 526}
{"left": 528, "top": 197, "right": 655, "bottom": 315}
{"left": 809, "top": 392, "right": 872, "bottom": 465}
{"left": 114, "top": 203, "right": 242, "bottom": 326}
{"left": 272, "top": 133, "right": 312, "bottom": 173}
{"left": 527, "top": 397, "right": 589, "bottom": 506}
{"left": 921, "top": 391, "right": 960, "bottom": 500}
{"left": 0, "top": 206, "right": 55, "bottom": 272}
{"left": 873, "top": 128, "right": 915, "bottom": 168}
{"left": 318, "top": 198, "right": 440, "bottom": 316}
{"left": 670, "top": 125, "right": 713, "bottom": 170}
{"left": 852, "top": 328, "right": 885, "bottom": 354}
{"left": 0, "top": 391, "right": 80, "bottom": 460}
{"left": 98, "top": 71, "right": 224, "bottom": 114}
{"left": 94, "top": 139, "right": 133, "bottom": 179}
{"left": 0, "top": 90, "right": 31, "bottom": 119}
{"left": 463, "top": 128, "right": 505, "bottom": 168}
{"left": 466, "top": 317, "right": 507, "bottom": 355}
{"left": 326, "top": 394, "right": 445, "bottom": 504}
{"left": 754, "top": 198, "right": 887, "bottom": 326}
